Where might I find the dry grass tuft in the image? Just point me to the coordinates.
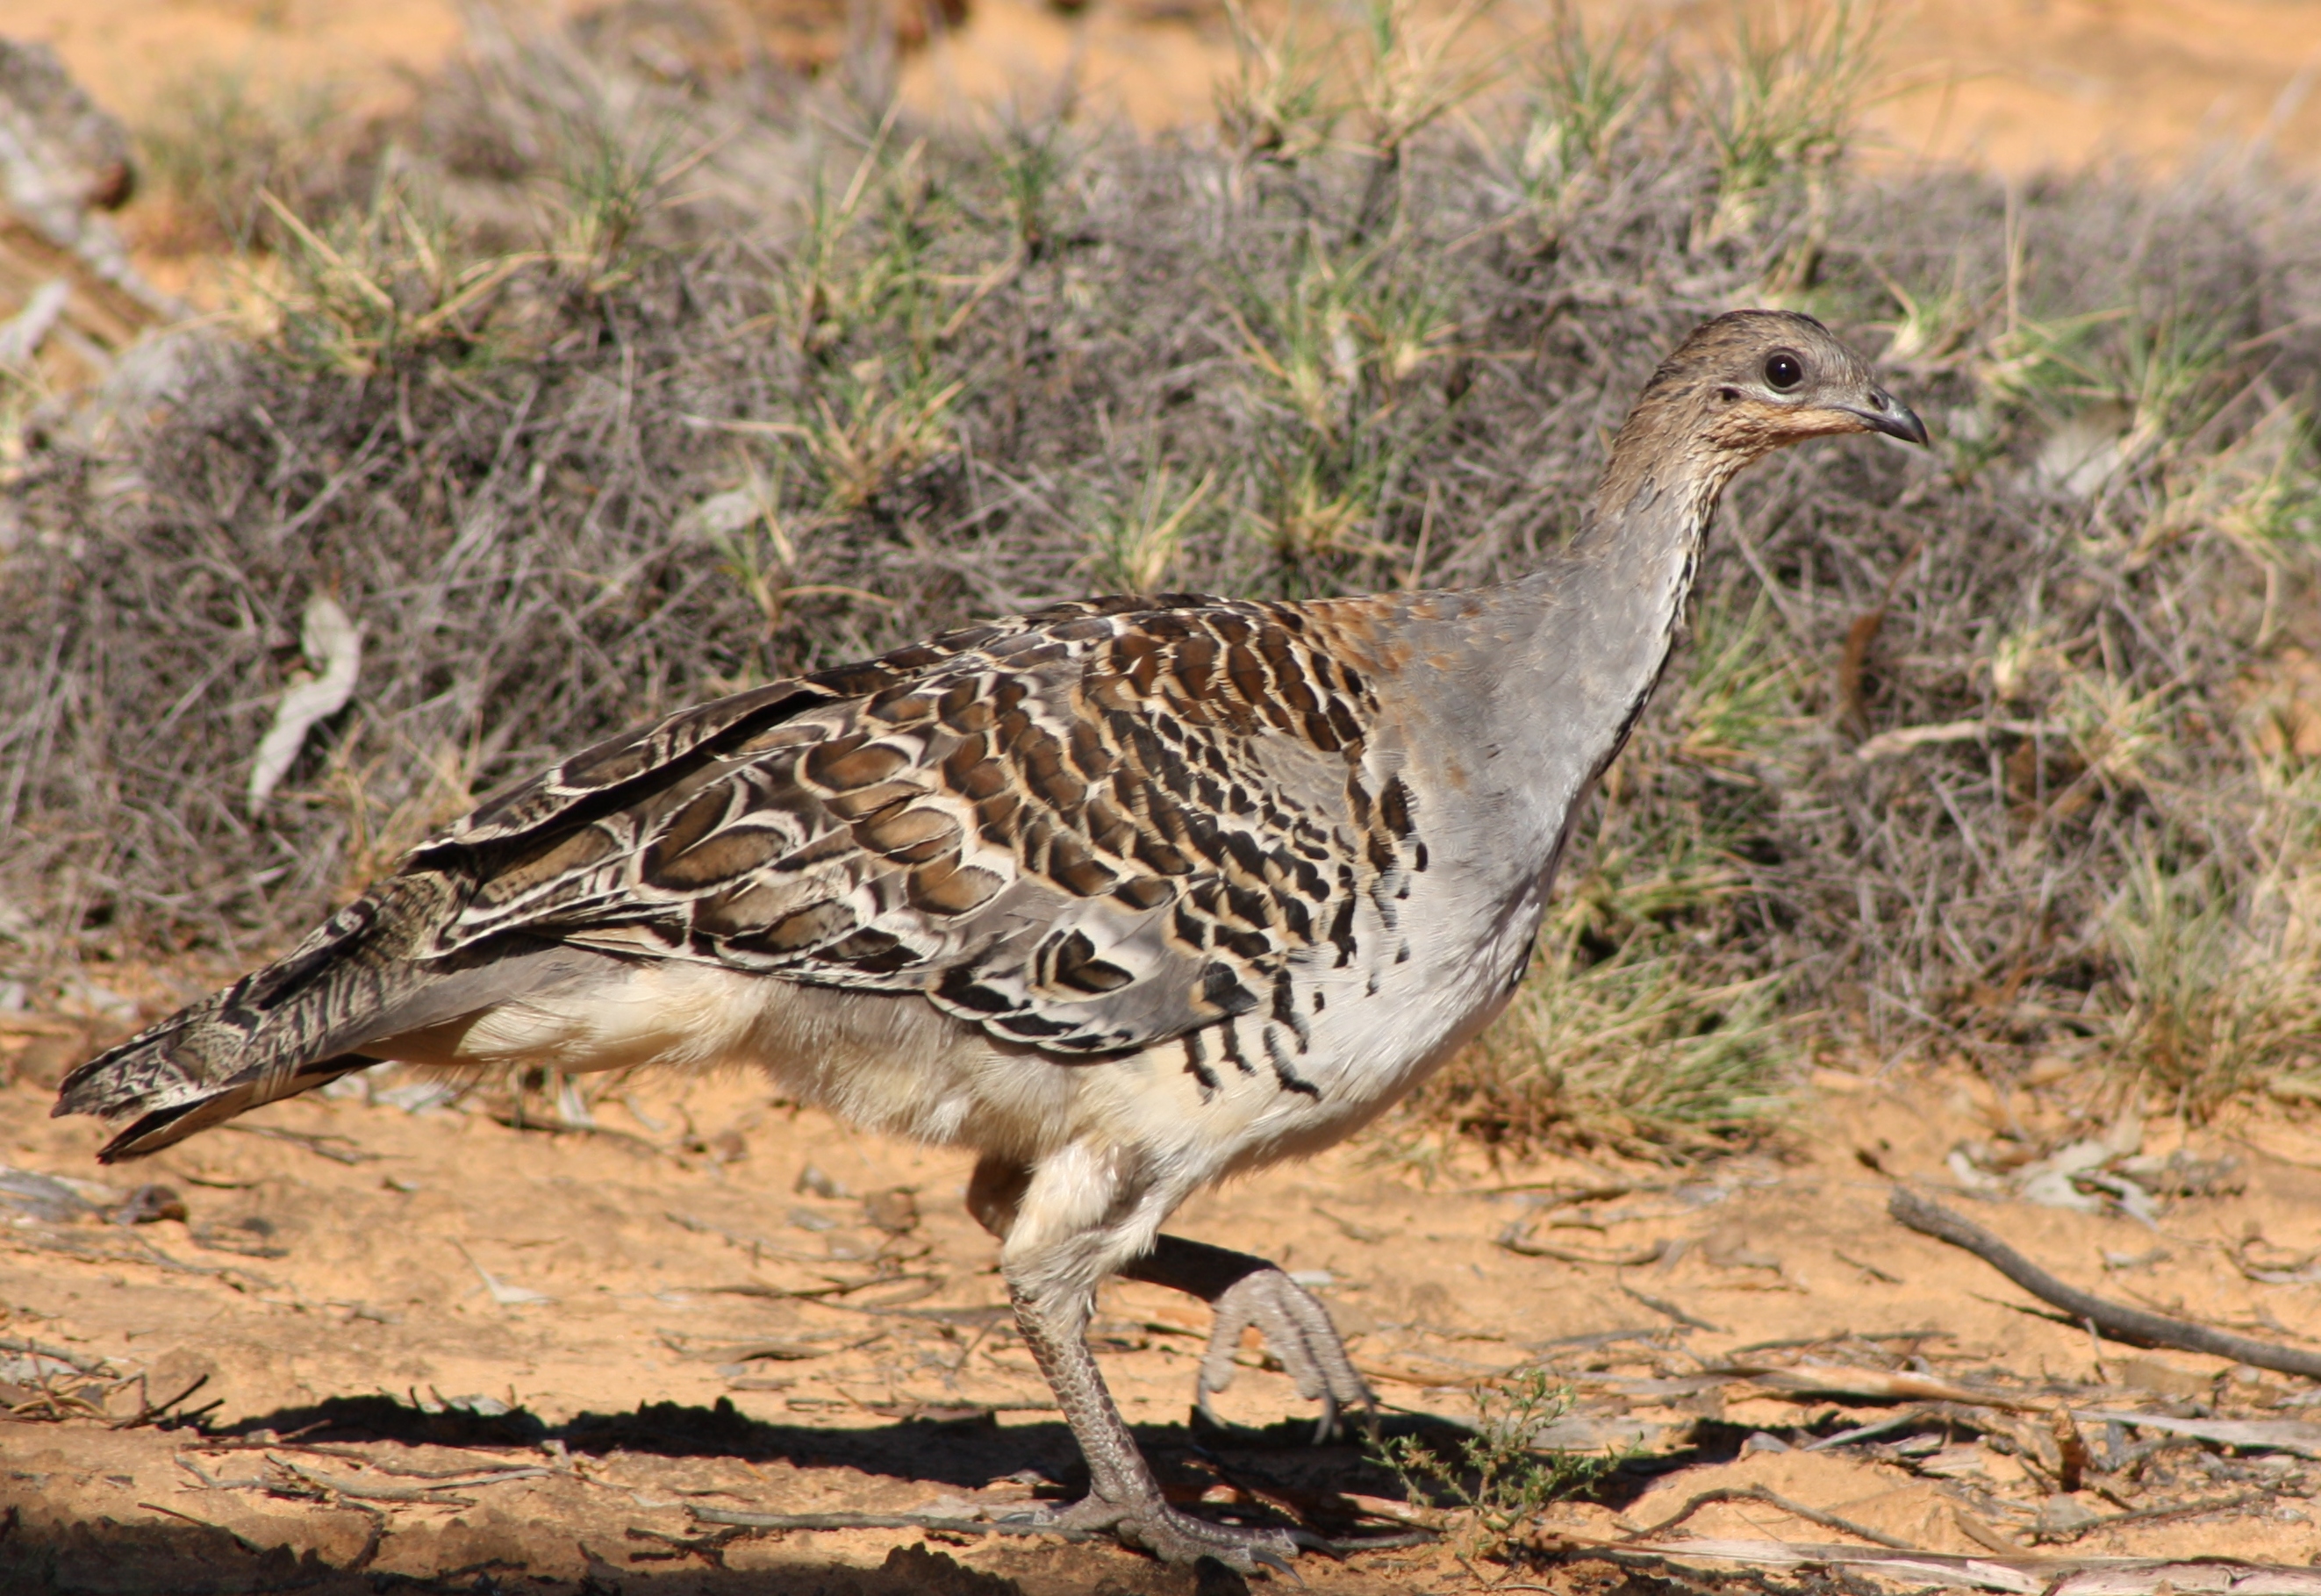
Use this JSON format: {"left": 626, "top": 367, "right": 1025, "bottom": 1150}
{"left": 8, "top": 2, "right": 2321, "bottom": 1155}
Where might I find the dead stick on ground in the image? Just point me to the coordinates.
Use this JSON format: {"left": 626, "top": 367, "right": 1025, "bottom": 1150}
{"left": 1619, "top": 1282, "right": 1725, "bottom": 1334}
{"left": 1500, "top": 1235, "right": 1669, "bottom": 1267}
{"left": 2048, "top": 1489, "right": 2267, "bottom": 1541}
{"left": 1888, "top": 1188, "right": 2321, "bottom": 1379}
{"left": 1622, "top": 1485, "right": 1920, "bottom": 1551}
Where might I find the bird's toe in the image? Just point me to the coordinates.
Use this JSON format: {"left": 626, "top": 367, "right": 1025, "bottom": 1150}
{"left": 1014, "top": 1493, "right": 1300, "bottom": 1572}
{"left": 1120, "top": 1505, "right": 1302, "bottom": 1572}
{"left": 1195, "top": 1266, "right": 1375, "bottom": 1441}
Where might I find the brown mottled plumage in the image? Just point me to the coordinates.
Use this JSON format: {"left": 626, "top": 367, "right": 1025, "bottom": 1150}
{"left": 57, "top": 310, "right": 1924, "bottom": 1572}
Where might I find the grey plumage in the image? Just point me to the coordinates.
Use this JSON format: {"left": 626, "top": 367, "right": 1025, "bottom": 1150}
{"left": 55, "top": 309, "right": 1924, "bottom": 1571}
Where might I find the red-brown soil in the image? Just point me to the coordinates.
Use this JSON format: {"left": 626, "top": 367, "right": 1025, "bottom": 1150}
{"left": 6, "top": 1022, "right": 2321, "bottom": 1592}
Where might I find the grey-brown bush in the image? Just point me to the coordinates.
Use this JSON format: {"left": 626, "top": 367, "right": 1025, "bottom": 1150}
{"left": 7, "top": 4, "right": 2321, "bottom": 1151}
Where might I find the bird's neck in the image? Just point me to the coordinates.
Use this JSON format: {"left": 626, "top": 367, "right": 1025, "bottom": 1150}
{"left": 1451, "top": 447, "right": 1741, "bottom": 858}
{"left": 1529, "top": 467, "right": 1720, "bottom": 756}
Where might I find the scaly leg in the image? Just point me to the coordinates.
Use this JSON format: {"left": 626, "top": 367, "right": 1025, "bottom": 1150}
{"left": 969, "top": 1151, "right": 1312, "bottom": 1570}
{"left": 1123, "top": 1235, "right": 1376, "bottom": 1442}
{"left": 969, "top": 1156, "right": 1373, "bottom": 1445}
{"left": 1006, "top": 1277, "right": 1300, "bottom": 1573}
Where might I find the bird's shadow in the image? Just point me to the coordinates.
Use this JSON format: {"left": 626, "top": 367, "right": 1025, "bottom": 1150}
{"left": 200, "top": 1391, "right": 1443, "bottom": 1500}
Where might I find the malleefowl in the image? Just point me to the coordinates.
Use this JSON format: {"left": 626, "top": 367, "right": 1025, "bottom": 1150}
{"left": 56, "top": 308, "right": 1925, "bottom": 1571}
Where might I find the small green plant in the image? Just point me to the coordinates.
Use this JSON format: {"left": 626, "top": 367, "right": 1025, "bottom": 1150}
{"left": 986, "top": 115, "right": 1072, "bottom": 260}
{"left": 2167, "top": 402, "right": 2321, "bottom": 578}
{"left": 252, "top": 183, "right": 527, "bottom": 375}
{"left": 1977, "top": 299, "right": 2247, "bottom": 501}
{"left": 1693, "top": 0, "right": 1886, "bottom": 252}
{"left": 1225, "top": 233, "right": 1457, "bottom": 585}
{"left": 1215, "top": 0, "right": 1342, "bottom": 168}
{"left": 1081, "top": 454, "right": 1215, "bottom": 595}
{"left": 1371, "top": 1371, "right": 1619, "bottom": 1557}
{"left": 1347, "top": 0, "right": 1499, "bottom": 234}
{"left": 1428, "top": 923, "right": 1789, "bottom": 1156}
{"left": 549, "top": 113, "right": 691, "bottom": 290}
{"left": 2103, "top": 852, "right": 2321, "bottom": 1116}
{"left": 780, "top": 129, "right": 946, "bottom": 361}
{"left": 1502, "top": 4, "right": 1644, "bottom": 216}
{"left": 803, "top": 359, "right": 964, "bottom": 512}
{"left": 1671, "top": 590, "right": 1806, "bottom": 774}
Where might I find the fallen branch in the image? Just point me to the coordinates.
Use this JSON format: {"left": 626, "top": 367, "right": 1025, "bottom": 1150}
{"left": 1622, "top": 1483, "right": 1920, "bottom": 1550}
{"left": 281, "top": 1459, "right": 472, "bottom": 1505}
{"left": 1888, "top": 1188, "right": 2321, "bottom": 1379}
{"left": 1728, "top": 1328, "right": 1951, "bottom": 1355}
{"left": 480, "top": 1109, "right": 672, "bottom": 1159}
{"left": 627, "top": 1523, "right": 753, "bottom": 1569}
{"left": 0, "top": 1225, "right": 277, "bottom": 1292}
{"left": 1803, "top": 1407, "right": 1938, "bottom": 1450}
{"left": 110, "top": 1371, "right": 212, "bottom": 1430}
{"left": 137, "top": 1501, "right": 266, "bottom": 1555}
{"left": 0, "top": 1335, "right": 111, "bottom": 1375}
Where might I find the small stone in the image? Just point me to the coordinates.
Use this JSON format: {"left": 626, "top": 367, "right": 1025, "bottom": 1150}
{"left": 793, "top": 1163, "right": 846, "bottom": 1199}
{"left": 113, "top": 1184, "right": 186, "bottom": 1225}
{"left": 863, "top": 1186, "right": 920, "bottom": 1234}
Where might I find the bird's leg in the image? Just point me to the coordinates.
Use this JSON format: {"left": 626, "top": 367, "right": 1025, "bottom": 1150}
{"left": 1123, "top": 1235, "right": 1376, "bottom": 1442}
{"left": 970, "top": 1150, "right": 1305, "bottom": 1571}
{"left": 1006, "top": 1278, "right": 1299, "bottom": 1574}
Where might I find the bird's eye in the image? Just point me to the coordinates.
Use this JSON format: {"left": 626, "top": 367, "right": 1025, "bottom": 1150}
{"left": 1764, "top": 352, "right": 1804, "bottom": 391}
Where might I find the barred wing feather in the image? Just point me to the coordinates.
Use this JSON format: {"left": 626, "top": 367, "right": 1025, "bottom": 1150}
{"left": 405, "top": 594, "right": 1415, "bottom": 1057}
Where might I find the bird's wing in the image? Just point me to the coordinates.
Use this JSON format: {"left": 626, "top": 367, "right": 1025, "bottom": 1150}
{"left": 408, "top": 595, "right": 1421, "bottom": 1056}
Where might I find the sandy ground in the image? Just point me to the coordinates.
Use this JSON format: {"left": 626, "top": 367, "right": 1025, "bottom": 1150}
{"left": 11, "top": 0, "right": 2321, "bottom": 177}
{"left": 9, "top": 1007, "right": 2321, "bottom": 1592}
{"left": 899, "top": 0, "right": 2321, "bottom": 175}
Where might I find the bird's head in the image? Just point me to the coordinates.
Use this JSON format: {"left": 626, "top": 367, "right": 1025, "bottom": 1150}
{"left": 1607, "top": 310, "right": 1927, "bottom": 502}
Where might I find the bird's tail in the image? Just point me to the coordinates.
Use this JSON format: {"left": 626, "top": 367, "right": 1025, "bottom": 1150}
{"left": 54, "top": 877, "right": 594, "bottom": 1162}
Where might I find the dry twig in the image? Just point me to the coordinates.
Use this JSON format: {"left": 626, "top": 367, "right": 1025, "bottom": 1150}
{"left": 1888, "top": 1188, "right": 2321, "bottom": 1379}
{"left": 1623, "top": 1483, "right": 1920, "bottom": 1550}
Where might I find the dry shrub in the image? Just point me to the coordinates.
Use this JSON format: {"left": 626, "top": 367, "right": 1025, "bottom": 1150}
{"left": 7, "top": 3, "right": 2321, "bottom": 1152}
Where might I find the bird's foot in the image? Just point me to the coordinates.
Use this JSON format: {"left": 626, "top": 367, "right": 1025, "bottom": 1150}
{"left": 1006, "top": 1492, "right": 1303, "bottom": 1574}
{"left": 1197, "top": 1266, "right": 1376, "bottom": 1443}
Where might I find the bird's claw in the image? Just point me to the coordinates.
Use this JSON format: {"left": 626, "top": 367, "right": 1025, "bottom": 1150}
{"left": 1196, "top": 1265, "right": 1376, "bottom": 1442}
{"left": 1013, "top": 1492, "right": 1303, "bottom": 1574}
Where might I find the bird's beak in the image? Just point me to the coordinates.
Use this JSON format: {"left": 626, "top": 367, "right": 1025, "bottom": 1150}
{"left": 1842, "top": 387, "right": 1930, "bottom": 447}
